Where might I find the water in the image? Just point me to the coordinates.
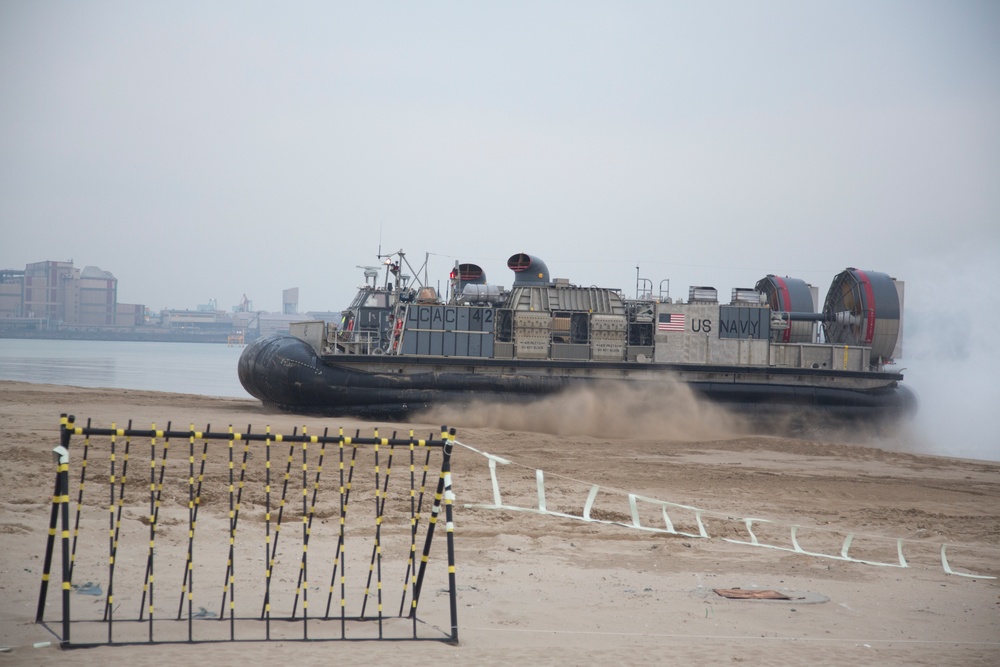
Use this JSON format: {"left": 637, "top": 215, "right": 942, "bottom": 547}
{"left": 2, "top": 339, "right": 995, "bottom": 462}
{"left": 0, "top": 338, "right": 251, "bottom": 398}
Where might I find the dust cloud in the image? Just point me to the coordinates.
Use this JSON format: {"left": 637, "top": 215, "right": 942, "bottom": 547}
{"left": 891, "top": 250, "right": 1000, "bottom": 462}
{"left": 423, "top": 381, "right": 749, "bottom": 441}
{"left": 424, "top": 385, "right": 920, "bottom": 448}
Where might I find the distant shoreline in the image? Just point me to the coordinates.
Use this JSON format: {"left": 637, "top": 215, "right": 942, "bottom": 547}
{"left": 0, "top": 330, "right": 244, "bottom": 344}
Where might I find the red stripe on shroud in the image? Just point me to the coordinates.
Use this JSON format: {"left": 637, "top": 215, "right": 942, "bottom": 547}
{"left": 854, "top": 269, "right": 877, "bottom": 345}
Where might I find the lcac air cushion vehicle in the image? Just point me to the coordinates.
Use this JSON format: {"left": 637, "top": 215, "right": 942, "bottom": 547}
{"left": 239, "top": 251, "right": 915, "bottom": 423}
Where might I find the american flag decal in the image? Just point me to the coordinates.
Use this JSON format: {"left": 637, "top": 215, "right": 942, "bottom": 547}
{"left": 658, "top": 313, "right": 685, "bottom": 332}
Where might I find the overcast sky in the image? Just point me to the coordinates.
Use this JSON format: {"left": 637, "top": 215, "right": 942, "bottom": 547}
{"left": 2, "top": 1, "right": 999, "bottom": 456}
{"left": 2, "top": 1, "right": 996, "bottom": 310}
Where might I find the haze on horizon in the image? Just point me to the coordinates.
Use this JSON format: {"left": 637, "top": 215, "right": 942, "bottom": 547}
{"left": 2, "top": 1, "right": 998, "bottom": 459}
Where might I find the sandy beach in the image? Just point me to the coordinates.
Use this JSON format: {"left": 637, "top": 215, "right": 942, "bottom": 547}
{"left": 1, "top": 380, "right": 997, "bottom": 666}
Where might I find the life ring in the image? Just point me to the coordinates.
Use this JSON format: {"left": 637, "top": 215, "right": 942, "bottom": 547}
{"left": 391, "top": 317, "right": 404, "bottom": 353}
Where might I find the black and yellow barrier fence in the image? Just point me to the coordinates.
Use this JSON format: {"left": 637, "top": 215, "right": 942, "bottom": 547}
{"left": 36, "top": 415, "right": 459, "bottom": 647}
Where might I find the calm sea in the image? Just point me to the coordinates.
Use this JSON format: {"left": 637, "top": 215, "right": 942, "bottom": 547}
{"left": 0, "top": 338, "right": 251, "bottom": 398}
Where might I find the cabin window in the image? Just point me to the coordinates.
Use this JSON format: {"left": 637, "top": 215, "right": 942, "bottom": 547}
{"left": 364, "top": 293, "right": 388, "bottom": 308}
{"left": 551, "top": 313, "right": 572, "bottom": 343}
{"left": 495, "top": 310, "right": 514, "bottom": 342}
{"left": 570, "top": 313, "right": 589, "bottom": 343}
{"left": 359, "top": 308, "right": 382, "bottom": 328}
{"left": 628, "top": 322, "right": 653, "bottom": 346}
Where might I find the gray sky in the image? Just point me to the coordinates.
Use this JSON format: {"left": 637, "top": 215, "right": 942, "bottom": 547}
{"left": 3, "top": 0, "right": 997, "bottom": 313}
{"left": 2, "top": 1, "right": 999, "bottom": 457}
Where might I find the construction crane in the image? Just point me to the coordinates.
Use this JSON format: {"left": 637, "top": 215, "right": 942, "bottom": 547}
{"left": 235, "top": 294, "right": 253, "bottom": 313}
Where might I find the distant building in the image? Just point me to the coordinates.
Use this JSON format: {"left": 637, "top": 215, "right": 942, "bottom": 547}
{"left": 257, "top": 313, "right": 303, "bottom": 338}
{"left": 23, "top": 260, "right": 79, "bottom": 323}
{"left": 116, "top": 303, "right": 145, "bottom": 327}
{"left": 306, "top": 311, "right": 343, "bottom": 325}
{"left": 0, "top": 269, "right": 25, "bottom": 318}
{"left": 230, "top": 311, "right": 256, "bottom": 330}
{"left": 0, "top": 260, "right": 133, "bottom": 328}
{"left": 1, "top": 258, "right": 336, "bottom": 342}
{"left": 160, "top": 308, "right": 233, "bottom": 333}
{"left": 283, "top": 287, "right": 299, "bottom": 315}
{"left": 79, "top": 266, "right": 117, "bottom": 326}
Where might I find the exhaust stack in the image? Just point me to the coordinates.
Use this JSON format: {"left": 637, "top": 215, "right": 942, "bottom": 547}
{"left": 507, "top": 253, "right": 550, "bottom": 286}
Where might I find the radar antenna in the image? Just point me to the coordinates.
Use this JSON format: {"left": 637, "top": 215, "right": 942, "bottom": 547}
{"left": 357, "top": 265, "right": 381, "bottom": 288}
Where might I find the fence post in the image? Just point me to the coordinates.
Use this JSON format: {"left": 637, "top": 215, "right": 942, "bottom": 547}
{"left": 56, "top": 415, "right": 74, "bottom": 645}
{"left": 443, "top": 428, "right": 459, "bottom": 644}
{"left": 35, "top": 415, "right": 69, "bottom": 624}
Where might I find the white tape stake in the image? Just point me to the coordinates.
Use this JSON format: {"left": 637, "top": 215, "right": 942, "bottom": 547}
{"left": 791, "top": 525, "right": 805, "bottom": 553}
{"left": 941, "top": 544, "right": 957, "bottom": 575}
{"left": 460, "top": 441, "right": 993, "bottom": 579}
{"left": 488, "top": 457, "right": 503, "bottom": 508}
{"left": 583, "top": 485, "right": 600, "bottom": 521}
{"left": 939, "top": 543, "right": 996, "bottom": 579}
{"left": 536, "top": 469, "right": 547, "bottom": 514}
{"left": 454, "top": 439, "right": 510, "bottom": 465}
{"left": 661, "top": 506, "right": 676, "bottom": 534}
{"left": 841, "top": 533, "right": 854, "bottom": 559}
{"left": 695, "top": 509, "right": 709, "bottom": 538}
{"left": 629, "top": 494, "right": 641, "bottom": 528}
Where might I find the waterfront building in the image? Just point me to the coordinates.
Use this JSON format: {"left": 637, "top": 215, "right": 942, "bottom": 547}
{"left": 23, "top": 260, "right": 80, "bottom": 323}
{"left": 79, "top": 266, "right": 118, "bottom": 326}
{"left": 0, "top": 270, "right": 24, "bottom": 318}
{"left": 1, "top": 260, "right": 132, "bottom": 330}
